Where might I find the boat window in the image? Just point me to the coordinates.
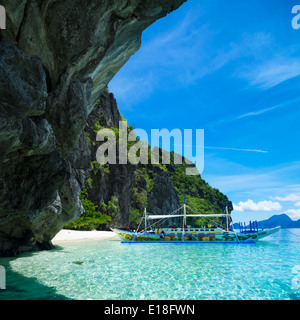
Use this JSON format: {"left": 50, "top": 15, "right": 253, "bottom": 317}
{"left": 200, "top": 229, "right": 204, "bottom": 231}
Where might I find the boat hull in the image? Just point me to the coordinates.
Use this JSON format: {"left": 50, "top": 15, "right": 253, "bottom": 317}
{"left": 113, "top": 226, "right": 280, "bottom": 244}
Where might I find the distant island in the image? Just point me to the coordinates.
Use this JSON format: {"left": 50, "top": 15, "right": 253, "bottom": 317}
{"left": 233, "top": 214, "right": 300, "bottom": 229}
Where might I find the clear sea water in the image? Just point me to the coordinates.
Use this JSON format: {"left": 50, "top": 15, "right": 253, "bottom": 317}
{"left": 0, "top": 228, "right": 300, "bottom": 300}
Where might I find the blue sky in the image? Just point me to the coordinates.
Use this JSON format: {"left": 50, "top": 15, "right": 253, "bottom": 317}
{"left": 109, "top": 0, "right": 300, "bottom": 223}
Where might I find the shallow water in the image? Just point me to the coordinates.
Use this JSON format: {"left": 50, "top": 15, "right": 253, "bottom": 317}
{"left": 0, "top": 229, "right": 300, "bottom": 300}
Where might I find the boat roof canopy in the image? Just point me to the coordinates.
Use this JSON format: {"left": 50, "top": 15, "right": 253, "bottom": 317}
{"left": 147, "top": 214, "right": 230, "bottom": 220}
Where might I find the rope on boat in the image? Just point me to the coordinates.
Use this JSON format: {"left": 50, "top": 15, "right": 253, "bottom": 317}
{"left": 281, "top": 228, "right": 300, "bottom": 238}
{"left": 143, "top": 205, "right": 228, "bottom": 231}
{"left": 186, "top": 205, "right": 225, "bottom": 229}
{"left": 137, "top": 204, "right": 231, "bottom": 233}
{"left": 145, "top": 206, "right": 184, "bottom": 230}
{"left": 135, "top": 218, "right": 143, "bottom": 236}
{"left": 230, "top": 223, "right": 240, "bottom": 243}
{"left": 136, "top": 206, "right": 184, "bottom": 233}
{"left": 186, "top": 205, "right": 240, "bottom": 242}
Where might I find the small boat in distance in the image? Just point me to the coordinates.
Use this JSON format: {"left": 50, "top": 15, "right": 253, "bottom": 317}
{"left": 113, "top": 201, "right": 280, "bottom": 244}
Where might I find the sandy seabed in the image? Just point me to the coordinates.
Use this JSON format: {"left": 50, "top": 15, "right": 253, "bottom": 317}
{"left": 52, "top": 229, "right": 118, "bottom": 244}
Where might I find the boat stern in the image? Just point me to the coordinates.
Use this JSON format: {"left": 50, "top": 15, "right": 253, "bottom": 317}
{"left": 255, "top": 226, "right": 281, "bottom": 241}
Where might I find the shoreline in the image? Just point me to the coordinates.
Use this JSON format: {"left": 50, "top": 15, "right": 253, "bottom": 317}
{"left": 52, "top": 229, "right": 119, "bottom": 244}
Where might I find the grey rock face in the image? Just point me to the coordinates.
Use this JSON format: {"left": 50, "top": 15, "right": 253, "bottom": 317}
{"left": 0, "top": 40, "right": 66, "bottom": 255}
{"left": 0, "top": 0, "right": 186, "bottom": 255}
{"left": 84, "top": 92, "right": 136, "bottom": 229}
{"left": 84, "top": 92, "right": 181, "bottom": 230}
{"left": 148, "top": 171, "right": 180, "bottom": 215}
{"left": 92, "top": 91, "right": 122, "bottom": 128}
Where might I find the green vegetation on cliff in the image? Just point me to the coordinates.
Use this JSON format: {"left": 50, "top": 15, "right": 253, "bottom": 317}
{"left": 64, "top": 192, "right": 111, "bottom": 230}
{"left": 129, "top": 154, "right": 232, "bottom": 228}
{"left": 64, "top": 92, "right": 232, "bottom": 231}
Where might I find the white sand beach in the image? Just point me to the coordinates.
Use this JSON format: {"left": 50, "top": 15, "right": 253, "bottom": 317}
{"left": 52, "top": 229, "right": 118, "bottom": 244}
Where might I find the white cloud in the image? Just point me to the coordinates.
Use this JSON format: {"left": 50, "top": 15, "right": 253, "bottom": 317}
{"left": 233, "top": 199, "right": 282, "bottom": 212}
{"left": 285, "top": 209, "right": 300, "bottom": 220}
{"left": 295, "top": 202, "right": 300, "bottom": 207}
{"left": 271, "top": 193, "right": 300, "bottom": 202}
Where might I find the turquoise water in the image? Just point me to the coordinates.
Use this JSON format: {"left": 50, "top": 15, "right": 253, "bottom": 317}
{"left": 0, "top": 228, "right": 300, "bottom": 300}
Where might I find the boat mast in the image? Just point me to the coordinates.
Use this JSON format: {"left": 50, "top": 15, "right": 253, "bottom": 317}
{"left": 183, "top": 196, "right": 186, "bottom": 242}
{"left": 144, "top": 202, "right": 147, "bottom": 231}
{"left": 225, "top": 200, "right": 229, "bottom": 230}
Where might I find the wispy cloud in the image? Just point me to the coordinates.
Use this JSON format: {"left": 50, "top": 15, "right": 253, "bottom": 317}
{"left": 204, "top": 146, "right": 268, "bottom": 153}
{"left": 110, "top": 15, "right": 279, "bottom": 106}
{"left": 110, "top": 1, "right": 300, "bottom": 110}
{"left": 236, "top": 105, "right": 282, "bottom": 119}
{"left": 180, "top": 144, "right": 268, "bottom": 153}
{"left": 109, "top": 9, "right": 211, "bottom": 105}
{"left": 209, "top": 96, "right": 300, "bottom": 130}
{"left": 203, "top": 161, "right": 300, "bottom": 198}
{"left": 109, "top": 73, "right": 157, "bottom": 110}
{"left": 243, "top": 58, "right": 300, "bottom": 90}
{"left": 203, "top": 172, "right": 278, "bottom": 196}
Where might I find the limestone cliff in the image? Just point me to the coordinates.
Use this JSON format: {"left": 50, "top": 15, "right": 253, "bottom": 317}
{"left": 0, "top": 0, "right": 187, "bottom": 256}
{"left": 80, "top": 91, "right": 183, "bottom": 229}
{"left": 69, "top": 91, "right": 232, "bottom": 232}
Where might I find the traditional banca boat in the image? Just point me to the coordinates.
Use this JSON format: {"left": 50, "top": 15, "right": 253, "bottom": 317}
{"left": 113, "top": 201, "right": 280, "bottom": 244}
